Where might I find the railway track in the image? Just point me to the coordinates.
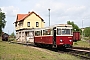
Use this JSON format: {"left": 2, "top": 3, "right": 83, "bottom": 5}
{"left": 58, "top": 48, "right": 90, "bottom": 60}
{"left": 73, "top": 47, "right": 90, "bottom": 50}
{"left": 70, "top": 49, "right": 90, "bottom": 60}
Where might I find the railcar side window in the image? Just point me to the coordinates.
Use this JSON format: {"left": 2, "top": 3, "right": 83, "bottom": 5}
{"left": 35, "top": 31, "right": 40, "bottom": 36}
{"left": 46, "top": 29, "right": 51, "bottom": 35}
{"left": 41, "top": 30, "right": 42, "bottom": 36}
{"left": 62, "top": 29, "right": 70, "bottom": 35}
{"left": 43, "top": 30, "right": 46, "bottom": 35}
{"left": 57, "top": 29, "right": 61, "bottom": 35}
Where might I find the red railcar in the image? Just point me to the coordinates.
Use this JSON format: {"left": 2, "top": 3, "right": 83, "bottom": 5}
{"left": 34, "top": 24, "right": 73, "bottom": 48}
{"left": 73, "top": 32, "right": 81, "bottom": 42}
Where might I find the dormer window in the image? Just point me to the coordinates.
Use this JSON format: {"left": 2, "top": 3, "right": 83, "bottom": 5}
{"left": 27, "top": 22, "right": 30, "bottom": 27}
{"left": 36, "top": 22, "right": 39, "bottom": 27}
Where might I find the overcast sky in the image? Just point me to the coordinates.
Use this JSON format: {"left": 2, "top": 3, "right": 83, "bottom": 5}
{"left": 0, "top": 0, "right": 90, "bottom": 34}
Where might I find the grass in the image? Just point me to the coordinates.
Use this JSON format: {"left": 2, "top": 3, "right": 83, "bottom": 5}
{"left": 73, "top": 40, "right": 90, "bottom": 48}
{"left": 0, "top": 39, "right": 81, "bottom": 60}
{"left": 0, "top": 41, "right": 53, "bottom": 60}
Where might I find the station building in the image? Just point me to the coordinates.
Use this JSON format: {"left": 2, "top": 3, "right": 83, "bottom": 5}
{"left": 14, "top": 11, "right": 45, "bottom": 43}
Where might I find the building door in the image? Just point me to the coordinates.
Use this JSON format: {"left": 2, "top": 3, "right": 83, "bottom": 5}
{"left": 29, "top": 31, "right": 34, "bottom": 43}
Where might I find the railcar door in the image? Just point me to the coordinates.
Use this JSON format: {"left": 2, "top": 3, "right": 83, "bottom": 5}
{"left": 53, "top": 27, "right": 56, "bottom": 47}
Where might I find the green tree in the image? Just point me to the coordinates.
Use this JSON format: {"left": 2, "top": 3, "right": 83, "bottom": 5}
{"left": 67, "top": 21, "right": 82, "bottom": 33}
{"left": 83, "top": 27, "right": 90, "bottom": 37}
{"left": 10, "top": 32, "right": 15, "bottom": 38}
{"left": 0, "top": 8, "right": 6, "bottom": 36}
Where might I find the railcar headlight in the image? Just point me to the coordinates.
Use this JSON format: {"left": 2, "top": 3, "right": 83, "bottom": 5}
{"left": 60, "top": 39, "right": 63, "bottom": 42}
{"left": 69, "top": 40, "right": 72, "bottom": 42}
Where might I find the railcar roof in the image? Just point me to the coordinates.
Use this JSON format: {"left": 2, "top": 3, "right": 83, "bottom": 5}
{"left": 45, "top": 24, "right": 72, "bottom": 28}
{"left": 34, "top": 24, "right": 72, "bottom": 31}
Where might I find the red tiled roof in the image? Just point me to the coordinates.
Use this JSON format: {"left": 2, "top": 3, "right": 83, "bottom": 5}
{"left": 16, "top": 11, "right": 44, "bottom": 22}
{"left": 16, "top": 14, "right": 28, "bottom": 21}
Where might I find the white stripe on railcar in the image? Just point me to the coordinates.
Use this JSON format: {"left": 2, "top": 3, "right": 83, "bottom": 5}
{"left": 56, "top": 35, "right": 73, "bottom": 36}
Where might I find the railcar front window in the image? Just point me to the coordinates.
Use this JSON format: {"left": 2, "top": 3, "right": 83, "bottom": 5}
{"left": 62, "top": 29, "right": 70, "bottom": 35}
{"left": 57, "top": 29, "right": 61, "bottom": 35}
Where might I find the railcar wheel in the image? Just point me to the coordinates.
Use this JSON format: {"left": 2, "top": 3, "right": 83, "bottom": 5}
{"left": 57, "top": 46, "right": 66, "bottom": 50}
{"left": 34, "top": 43, "right": 38, "bottom": 46}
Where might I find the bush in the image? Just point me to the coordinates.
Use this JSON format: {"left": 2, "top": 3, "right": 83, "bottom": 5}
{"left": 8, "top": 38, "right": 15, "bottom": 42}
{"left": 84, "top": 27, "right": 90, "bottom": 37}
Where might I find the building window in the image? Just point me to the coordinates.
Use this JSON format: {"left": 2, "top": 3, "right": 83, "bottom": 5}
{"left": 27, "top": 22, "right": 30, "bottom": 27}
{"left": 19, "top": 22, "right": 23, "bottom": 27}
{"left": 15, "top": 23, "right": 17, "bottom": 27}
{"left": 15, "top": 22, "right": 17, "bottom": 27}
{"left": 36, "top": 22, "right": 39, "bottom": 27}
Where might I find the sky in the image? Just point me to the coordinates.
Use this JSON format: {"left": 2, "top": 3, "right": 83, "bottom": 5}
{"left": 0, "top": 0, "right": 90, "bottom": 34}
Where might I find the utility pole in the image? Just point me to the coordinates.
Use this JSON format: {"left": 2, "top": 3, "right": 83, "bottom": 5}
{"left": 82, "top": 20, "right": 83, "bottom": 40}
{"left": 8, "top": 30, "right": 9, "bottom": 35}
{"left": 48, "top": 9, "right": 50, "bottom": 26}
